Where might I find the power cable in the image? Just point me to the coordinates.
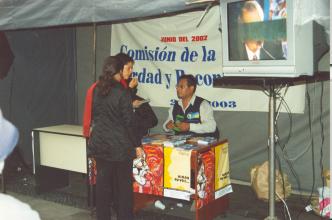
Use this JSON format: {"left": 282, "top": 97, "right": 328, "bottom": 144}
{"left": 296, "top": 82, "right": 317, "bottom": 220}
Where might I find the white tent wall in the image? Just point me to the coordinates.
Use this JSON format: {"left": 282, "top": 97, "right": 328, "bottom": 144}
{"left": 75, "top": 24, "right": 329, "bottom": 193}
{"left": 0, "top": 28, "right": 77, "bottom": 164}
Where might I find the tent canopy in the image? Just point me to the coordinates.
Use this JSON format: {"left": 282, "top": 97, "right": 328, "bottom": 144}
{"left": 1, "top": 0, "right": 329, "bottom": 41}
{"left": 0, "top": 0, "right": 212, "bottom": 31}
{"left": 0, "top": 0, "right": 329, "bottom": 43}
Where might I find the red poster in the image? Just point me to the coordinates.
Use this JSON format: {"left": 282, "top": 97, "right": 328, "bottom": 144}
{"left": 133, "top": 145, "right": 163, "bottom": 196}
{"left": 196, "top": 149, "right": 215, "bottom": 209}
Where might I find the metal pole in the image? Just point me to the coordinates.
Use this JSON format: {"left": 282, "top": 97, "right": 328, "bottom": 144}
{"left": 265, "top": 85, "right": 278, "bottom": 220}
{"left": 92, "top": 23, "right": 97, "bottom": 82}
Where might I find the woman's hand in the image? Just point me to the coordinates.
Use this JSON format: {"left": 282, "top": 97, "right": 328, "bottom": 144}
{"left": 136, "top": 146, "right": 144, "bottom": 158}
{"left": 129, "top": 77, "right": 138, "bottom": 89}
{"left": 132, "top": 100, "right": 143, "bottom": 108}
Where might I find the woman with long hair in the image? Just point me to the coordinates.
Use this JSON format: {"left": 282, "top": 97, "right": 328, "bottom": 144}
{"left": 89, "top": 56, "right": 138, "bottom": 220}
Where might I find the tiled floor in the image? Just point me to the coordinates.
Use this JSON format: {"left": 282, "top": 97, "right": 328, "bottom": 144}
{"left": 7, "top": 192, "right": 94, "bottom": 220}
{"left": 2, "top": 165, "right": 323, "bottom": 220}
{"left": 7, "top": 186, "right": 323, "bottom": 220}
{"left": 6, "top": 191, "right": 254, "bottom": 220}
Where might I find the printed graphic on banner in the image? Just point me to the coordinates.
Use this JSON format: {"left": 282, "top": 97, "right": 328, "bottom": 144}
{"left": 196, "top": 150, "right": 215, "bottom": 209}
{"left": 133, "top": 145, "right": 163, "bottom": 196}
{"left": 164, "top": 147, "right": 192, "bottom": 200}
{"left": 215, "top": 142, "right": 232, "bottom": 199}
{"left": 111, "top": 6, "right": 305, "bottom": 113}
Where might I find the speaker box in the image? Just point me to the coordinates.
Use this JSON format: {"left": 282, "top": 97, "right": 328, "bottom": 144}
{"left": 0, "top": 32, "right": 14, "bottom": 79}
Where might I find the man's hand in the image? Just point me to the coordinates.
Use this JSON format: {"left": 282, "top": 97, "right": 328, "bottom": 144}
{"left": 166, "top": 120, "right": 175, "bottom": 130}
{"left": 175, "top": 122, "right": 190, "bottom": 132}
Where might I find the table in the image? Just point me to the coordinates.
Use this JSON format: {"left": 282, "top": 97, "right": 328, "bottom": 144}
{"left": 32, "top": 125, "right": 232, "bottom": 219}
{"left": 32, "top": 124, "right": 94, "bottom": 204}
{"left": 133, "top": 138, "right": 232, "bottom": 220}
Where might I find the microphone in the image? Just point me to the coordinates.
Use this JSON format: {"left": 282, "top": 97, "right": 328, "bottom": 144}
{"left": 261, "top": 44, "right": 276, "bottom": 60}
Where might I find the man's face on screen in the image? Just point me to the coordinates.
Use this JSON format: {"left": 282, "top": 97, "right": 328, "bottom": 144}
{"left": 242, "top": 8, "right": 261, "bottom": 24}
{"left": 241, "top": 8, "right": 262, "bottom": 53}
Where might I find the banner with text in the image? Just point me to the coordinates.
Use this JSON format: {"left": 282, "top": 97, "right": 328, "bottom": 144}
{"left": 111, "top": 6, "right": 305, "bottom": 112}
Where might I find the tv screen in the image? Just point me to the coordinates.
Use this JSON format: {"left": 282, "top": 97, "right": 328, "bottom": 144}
{"left": 227, "top": 0, "right": 287, "bottom": 61}
{"left": 220, "top": 0, "right": 326, "bottom": 77}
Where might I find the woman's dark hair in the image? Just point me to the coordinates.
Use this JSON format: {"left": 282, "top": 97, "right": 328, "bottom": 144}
{"left": 97, "top": 56, "right": 122, "bottom": 96}
{"left": 115, "top": 53, "right": 134, "bottom": 67}
{"left": 179, "top": 74, "right": 197, "bottom": 93}
{"left": 115, "top": 52, "right": 136, "bottom": 91}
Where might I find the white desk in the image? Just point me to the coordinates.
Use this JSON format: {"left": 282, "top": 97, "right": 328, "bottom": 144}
{"left": 33, "top": 124, "right": 86, "bottom": 174}
{"left": 32, "top": 124, "right": 93, "bottom": 204}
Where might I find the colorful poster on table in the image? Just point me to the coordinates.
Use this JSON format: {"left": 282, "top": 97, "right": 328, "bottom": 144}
{"left": 133, "top": 145, "right": 163, "bottom": 196}
{"left": 196, "top": 150, "right": 215, "bottom": 209}
{"left": 214, "top": 143, "right": 233, "bottom": 199}
{"left": 163, "top": 147, "right": 192, "bottom": 200}
{"left": 110, "top": 6, "right": 305, "bottom": 113}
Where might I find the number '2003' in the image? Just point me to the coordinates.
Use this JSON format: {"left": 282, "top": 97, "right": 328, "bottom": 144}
{"left": 208, "top": 100, "right": 237, "bottom": 108}
{"left": 170, "top": 99, "right": 237, "bottom": 108}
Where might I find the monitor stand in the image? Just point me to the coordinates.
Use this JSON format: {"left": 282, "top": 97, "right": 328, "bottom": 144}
{"left": 213, "top": 72, "right": 329, "bottom": 220}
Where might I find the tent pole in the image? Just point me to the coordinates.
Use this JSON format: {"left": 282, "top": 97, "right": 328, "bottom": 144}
{"left": 92, "top": 23, "right": 97, "bottom": 82}
{"left": 265, "top": 84, "right": 278, "bottom": 220}
{"left": 196, "top": 2, "right": 213, "bottom": 28}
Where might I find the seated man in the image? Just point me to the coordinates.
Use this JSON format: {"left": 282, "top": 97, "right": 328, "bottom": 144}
{"left": 163, "top": 74, "right": 219, "bottom": 139}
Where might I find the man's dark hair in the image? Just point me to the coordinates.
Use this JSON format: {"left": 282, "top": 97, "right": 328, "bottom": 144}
{"left": 179, "top": 74, "right": 197, "bottom": 93}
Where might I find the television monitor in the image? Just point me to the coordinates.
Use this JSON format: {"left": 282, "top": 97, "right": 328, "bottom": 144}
{"left": 220, "top": 0, "right": 328, "bottom": 77}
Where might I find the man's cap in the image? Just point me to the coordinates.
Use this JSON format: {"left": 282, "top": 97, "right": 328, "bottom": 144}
{"left": 0, "top": 109, "right": 18, "bottom": 161}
